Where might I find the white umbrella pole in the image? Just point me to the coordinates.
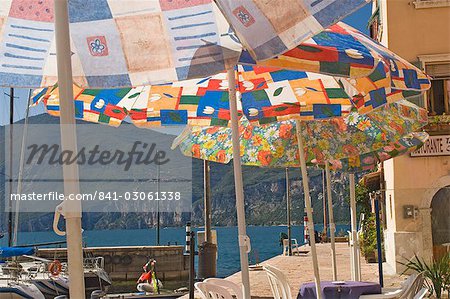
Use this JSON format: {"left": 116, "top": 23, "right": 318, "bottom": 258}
{"left": 286, "top": 168, "right": 292, "bottom": 256}
{"left": 325, "top": 164, "right": 337, "bottom": 281}
{"left": 349, "top": 173, "right": 360, "bottom": 281}
{"left": 12, "top": 90, "right": 31, "bottom": 246}
{"left": 295, "top": 120, "right": 322, "bottom": 299}
{"left": 227, "top": 68, "right": 251, "bottom": 299}
{"left": 54, "top": 1, "right": 86, "bottom": 298}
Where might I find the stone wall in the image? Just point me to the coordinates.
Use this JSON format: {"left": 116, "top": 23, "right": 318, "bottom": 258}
{"left": 37, "top": 246, "right": 189, "bottom": 283}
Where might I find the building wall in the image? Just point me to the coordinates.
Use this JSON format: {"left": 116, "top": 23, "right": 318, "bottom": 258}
{"left": 377, "top": 0, "right": 450, "bottom": 273}
{"left": 384, "top": 154, "right": 449, "bottom": 273}
{"left": 384, "top": 0, "right": 450, "bottom": 61}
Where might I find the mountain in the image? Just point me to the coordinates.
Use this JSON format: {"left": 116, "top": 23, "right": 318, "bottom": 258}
{"left": 0, "top": 113, "right": 354, "bottom": 232}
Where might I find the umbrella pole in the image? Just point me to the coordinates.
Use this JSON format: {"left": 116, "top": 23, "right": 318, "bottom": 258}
{"left": 295, "top": 120, "right": 322, "bottom": 299}
{"left": 227, "top": 68, "right": 251, "bottom": 299}
{"left": 374, "top": 192, "right": 384, "bottom": 287}
{"left": 13, "top": 90, "right": 32, "bottom": 246}
{"left": 157, "top": 154, "right": 160, "bottom": 246}
{"left": 8, "top": 87, "right": 14, "bottom": 247}
{"left": 54, "top": 1, "right": 86, "bottom": 298}
{"left": 286, "top": 168, "right": 292, "bottom": 256}
{"left": 204, "top": 160, "right": 212, "bottom": 244}
{"left": 325, "top": 164, "right": 337, "bottom": 281}
{"left": 322, "top": 170, "right": 327, "bottom": 238}
{"left": 349, "top": 173, "right": 360, "bottom": 281}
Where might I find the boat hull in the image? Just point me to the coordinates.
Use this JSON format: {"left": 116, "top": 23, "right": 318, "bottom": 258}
{"left": 0, "top": 282, "right": 45, "bottom": 299}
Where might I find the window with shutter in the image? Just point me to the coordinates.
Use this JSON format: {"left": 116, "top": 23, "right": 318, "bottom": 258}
{"left": 418, "top": 55, "right": 450, "bottom": 134}
{"left": 425, "top": 63, "right": 450, "bottom": 79}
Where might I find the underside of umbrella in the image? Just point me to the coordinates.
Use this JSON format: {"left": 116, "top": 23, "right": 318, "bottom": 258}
{"left": 172, "top": 100, "right": 428, "bottom": 168}
{"left": 0, "top": 1, "right": 371, "bottom": 89}
{"left": 31, "top": 62, "right": 428, "bottom": 128}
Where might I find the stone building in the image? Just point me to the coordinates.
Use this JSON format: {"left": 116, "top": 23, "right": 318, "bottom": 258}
{"left": 369, "top": 0, "right": 450, "bottom": 273}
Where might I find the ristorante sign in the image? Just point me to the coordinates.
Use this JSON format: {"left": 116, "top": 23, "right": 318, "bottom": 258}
{"left": 411, "top": 135, "right": 450, "bottom": 157}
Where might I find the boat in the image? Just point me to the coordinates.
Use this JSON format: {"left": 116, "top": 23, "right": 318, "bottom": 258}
{"left": 0, "top": 247, "right": 45, "bottom": 299}
{"left": 0, "top": 279, "right": 45, "bottom": 299}
{"left": 1, "top": 247, "right": 111, "bottom": 299}
{"left": 20, "top": 255, "right": 111, "bottom": 298}
{"left": 19, "top": 258, "right": 70, "bottom": 299}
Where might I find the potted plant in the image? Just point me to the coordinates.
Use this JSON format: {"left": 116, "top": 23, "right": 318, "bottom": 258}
{"left": 359, "top": 215, "right": 384, "bottom": 263}
{"left": 399, "top": 253, "right": 450, "bottom": 298}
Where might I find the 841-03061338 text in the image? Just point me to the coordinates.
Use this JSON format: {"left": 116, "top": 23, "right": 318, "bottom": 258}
{"left": 10, "top": 191, "right": 182, "bottom": 201}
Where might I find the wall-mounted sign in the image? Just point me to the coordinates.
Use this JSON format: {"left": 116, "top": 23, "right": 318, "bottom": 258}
{"left": 411, "top": 135, "right": 450, "bottom": 157}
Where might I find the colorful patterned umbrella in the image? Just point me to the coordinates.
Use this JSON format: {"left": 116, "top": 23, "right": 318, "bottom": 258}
{"left": 0, "top": 0, "right": 369, "bottom": 88}
{"left": 172, "top": 98, "right": 429, "bottom": 285}
{"left": 32, "top": 60, "right": 428, "bottom": 128}
{"left": 25, "top": 15, "right": 430, "bottom": 296}
{"left": 324, "top": 132, "right": 428, "bottom": 172}
{"left": 30, "top": 21, "right": 430, "bottom": 126}
{"left": 0, "top": 2, "right": 372, "bottom": 297}
{"left": 243, "top": 22, "right": 430, "bottom": 83}
{"left": 172, "top": 100, "right": 428, "bottom": 167}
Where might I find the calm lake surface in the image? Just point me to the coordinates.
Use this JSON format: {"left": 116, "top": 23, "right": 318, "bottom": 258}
{"left": 3, "top": 225, "right": 350, "bottom": 277}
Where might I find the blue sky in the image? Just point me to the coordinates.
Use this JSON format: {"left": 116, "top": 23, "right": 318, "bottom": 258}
{"left": 0, "top": 3, "right": 372, "bottom": 126}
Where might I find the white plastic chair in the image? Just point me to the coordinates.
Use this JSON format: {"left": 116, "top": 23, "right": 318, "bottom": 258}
{"left": 204, "top": 278, "right": 243, "bottom": 299}
{"left": 360, "top": 273, "right": 424, "bottom": 299}
{"left": 282, "top": 238, "right": 302, "bottom": 255}
{"left": 412, "top": 288, "right": 428, "bottom": 299}
{"left": 195, "top": 282, "right": 233, "bottom": 299}
{"left": 400, "top": 273, "right": 425, "bottom": 299}
{"left": 263, "top": 265, "right": 292, "bottom": 299}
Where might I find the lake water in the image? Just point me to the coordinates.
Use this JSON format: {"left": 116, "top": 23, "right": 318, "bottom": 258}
{"left": 2, "top": 225, "right": 350, "bottom": 277}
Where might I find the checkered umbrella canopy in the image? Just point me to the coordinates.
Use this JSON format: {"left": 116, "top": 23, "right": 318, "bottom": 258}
{"left": 0, "top": 0, "right": 370, "bottom": 88}
{"left": 32, "top": 62, "right": 428, "bottom": 127}
{"left": 30, "top": 21, "right": 430, "bottom": 126}
{"left": 245, "top": 22, "right": 430, "bottom": 84}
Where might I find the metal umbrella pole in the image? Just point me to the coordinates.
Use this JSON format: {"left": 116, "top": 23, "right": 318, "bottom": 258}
{"left": 286, "top": 168, "right": 292, "bottom": 256}
{"left": 295, "top": 120, "right": 322, "bottom": 299}
{"left": 156, "top": 154, "right": 160, "bottom": 246}
{"left": 54, "top": 1, "right": 86, "bottom": 298}
{"left": 7, "top": 87, "right": 14, "bottom": 247}
{"left": 322, "top": 170, "right": 327, "bottom": 238}
{"left": 198, "top": 159, "right": 217, "bottom": 279}
{"left": 349, "top": 173, "right": 361, "bottom": 281}
{"left": 227, "top": 68, "right": 251, "bottom": 299}
{"left": 325, "top": 164, "right": 337, "bottom": 281}
{"left": 204, "top": 160, "right": 212, "bottom": 244}
{"left": 374, "top": 192, "right": 384, "bottom": 287}
{"left": 12, "top": 90, "right": 32, "bottom": 246}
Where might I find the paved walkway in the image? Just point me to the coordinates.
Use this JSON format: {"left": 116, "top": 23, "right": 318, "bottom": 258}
{"left": 182, "top": 243, "right": 406, "bottom": 298}
{"left": 227, "top": 243, "right": 405, "bottom": 298}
